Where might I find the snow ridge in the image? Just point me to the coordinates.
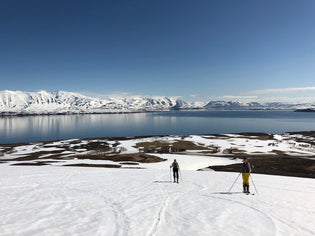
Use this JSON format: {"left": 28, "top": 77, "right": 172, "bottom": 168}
{"left": 204, "top": 100, "right": 315, "bottom": 110}
{"left": 1, "top": 90, "right": 315, "bottom": 115}
{"left": 0, "top": 90, "right": 193, "bottom": 115}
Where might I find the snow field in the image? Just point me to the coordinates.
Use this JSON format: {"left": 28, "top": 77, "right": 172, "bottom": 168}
{"left": 0, "top": 160, "right": 314, "bottom": 236}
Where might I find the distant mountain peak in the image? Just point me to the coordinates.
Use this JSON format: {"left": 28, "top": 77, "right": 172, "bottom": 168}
{"left": 0, "top": 90, "right": 195, "bottom": 115}
{"left": 1, "top": 90, "right": 314, "bottom": 115}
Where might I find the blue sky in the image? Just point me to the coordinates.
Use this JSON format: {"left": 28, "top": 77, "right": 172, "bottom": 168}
{"left": 1, "top": 0, "right": 315, "bottom": 102}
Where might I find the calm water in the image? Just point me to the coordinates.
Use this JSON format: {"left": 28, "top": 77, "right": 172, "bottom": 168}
{"left": 1, "top": 110, "right": 315, "bottom": 144}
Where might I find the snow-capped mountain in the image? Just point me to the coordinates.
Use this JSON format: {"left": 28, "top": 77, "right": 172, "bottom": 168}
{"left": 0, "top": 90, "right": 195, "bottom": 115}
{"left": 1, "top": 90, "right": 314, "bottom": 115}
{"left": 204, "top": 100, "right": 314, "bottom": 110}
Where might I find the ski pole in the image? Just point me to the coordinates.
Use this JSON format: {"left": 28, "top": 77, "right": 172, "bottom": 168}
{"left": 250, "top": 174, "right": 259, "bottom": 195}
{"left": 179, "top": 169, "right": 183, "bottom": 182}
{"left": 228, "top": 172, "right": 241, "bottom": 193}
{"left": 170, "top": 168, "right": 172, "bottom": 182}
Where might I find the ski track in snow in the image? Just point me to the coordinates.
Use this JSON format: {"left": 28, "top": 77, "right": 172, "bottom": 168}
{"left": 65, "top": 186, "right": 129, "bottom": 236}
{"left": 202, "top": 194, "right": 278, "bottom": 235}
{"left": 162, "top": 180, "right": 205, "bottom": 235}
{"left": 252, "top": 191, "right": 315, "bottom": 235}
{"left": 147, "top": 174, "right": 170, "bottom": 236}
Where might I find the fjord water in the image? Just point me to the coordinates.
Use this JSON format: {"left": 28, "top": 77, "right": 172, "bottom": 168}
{"left": 1, "top": 110, "right": 315, "bottom": 144}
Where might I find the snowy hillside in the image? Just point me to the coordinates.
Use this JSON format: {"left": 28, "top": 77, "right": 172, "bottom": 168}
{"left": 0, "top": 90, "right": 195, "bottom": 115}
{"left": 0, "top": 158, "right": 314, "bottom": 235}
{"left": 1, "top": 134, "right": 315, "bottom": 235}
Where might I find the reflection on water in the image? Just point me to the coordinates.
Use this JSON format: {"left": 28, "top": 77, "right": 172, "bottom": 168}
{"left": 0, "top": 113, "right": 148, "bottom": 144}
{"left": 1, "top": 111, "right": 315, "bottom": 144}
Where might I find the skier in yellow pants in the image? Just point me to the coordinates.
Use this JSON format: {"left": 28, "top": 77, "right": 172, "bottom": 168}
{"left": 242, "top": 157, "right": 252, "bottom": 193}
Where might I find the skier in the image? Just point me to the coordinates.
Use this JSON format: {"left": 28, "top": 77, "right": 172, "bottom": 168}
{"left": 170, "top": 159, "right": 180, "bottom": 183}
{"left": 241, "top": 157, "right": 252, "bottom": 193}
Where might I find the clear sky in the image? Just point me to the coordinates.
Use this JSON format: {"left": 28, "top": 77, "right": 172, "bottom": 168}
{"left": 1, "top": 0, "right": 315, "bottom": 103}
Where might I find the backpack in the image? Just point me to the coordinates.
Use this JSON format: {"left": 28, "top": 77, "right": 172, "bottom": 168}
{"left": 173, "top": 162, "right": 178, "bottom": 169}
{"left": 242, "top": 162, "right": 254, "bottom": 173}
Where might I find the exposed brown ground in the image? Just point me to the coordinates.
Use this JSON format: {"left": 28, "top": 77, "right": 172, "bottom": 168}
{"left": 11, "top": 162, "right": 50, "bottom": 166}
{"left": 2, "top": 132, "right": 315, "bottom": 178}
{"left": 203, "top": 133, "right": 274, "bottom": 141}
{"left": 63, "top": 163, "right": 122, "bottom": 168}
{"left": 209, "top": 155, "right": 315, "bottom": 178}
{"left": 134, "top": 140, "right": 210, "bottom": 150}
{"left": 119, "top": 162, "right": 139, "bottom": 165}
{"left": 63, "top": 163, "right": 144, "bottom": 169}
{"left": 72, "top": 153, "right": 166, "bottom": 163}
{"left": 6, "top": 153, "right": 166, "bottom": 167}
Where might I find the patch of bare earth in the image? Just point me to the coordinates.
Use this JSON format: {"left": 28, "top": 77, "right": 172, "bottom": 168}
{"left": 119, "top": 162, "right": 139, "bottom": 165}
{"left": 236, "top": 133, "right": 274, "bottom": 140}
{"left": 202, "top": 135, "right": 230, "bottom": 140}
{"left": 203, "top": 133, "right": 274, "bottom": 141}
{"left": 72, "top": 153, "right": 166, "bottom": 163}
{"left": 133, "top": 140, "right": 170, "bottom": 150}
{"left": 134, "top": 140, "right": 209, "bottom": 151}
{"left": 63, "top": 163, "right": 144, "bottom": 169}
{"left": 209, "top": 156, "right": 315, "bottom": 178}
{"left": 70, "top": 141, "right": 111, "bottom": 152}
{"left": 11, "top": 150, "right": 67, "bottom": 161}
{"left": 12, "top": 162, "right": 50, "bottom": 166}
{"left": 63, "top": 163, "right": 122, "bottom": 168}
{"left": 11, "top": 160, "right": 63, "bottom": 166}
{"left": 172, "top": 140, "right": 209, "bottom": 150}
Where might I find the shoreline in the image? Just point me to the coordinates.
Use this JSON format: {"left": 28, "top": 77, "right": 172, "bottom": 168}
{"left": 1, "top": 130, "right": 314, "bottom": 145}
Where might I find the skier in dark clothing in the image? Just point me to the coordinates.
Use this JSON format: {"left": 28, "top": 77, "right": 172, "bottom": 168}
{"left": 170, "top": 159, "right": 180, "bottom": 183}
{"left": 241, "top": 157, "right": 252, "bottom": 193}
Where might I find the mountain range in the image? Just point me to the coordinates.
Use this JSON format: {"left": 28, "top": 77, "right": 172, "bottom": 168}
{"left": 0, "top": 90, "right": 314, "bottom": 115}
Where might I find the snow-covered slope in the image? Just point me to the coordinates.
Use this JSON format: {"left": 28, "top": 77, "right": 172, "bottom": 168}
{"left": 0, "top": 90, "right": 193, "bottom": 115}
{"left": 1, "top": 134, "right": 315, "bottom": 235}
{"left": 0, "top": 159, "right": 314, "bottom": 236}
